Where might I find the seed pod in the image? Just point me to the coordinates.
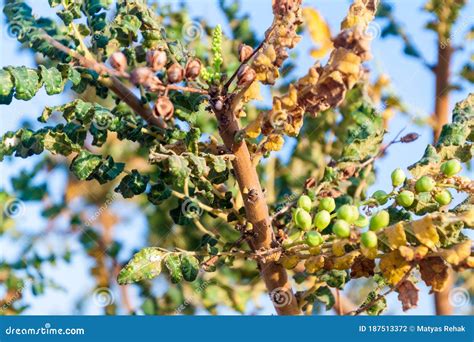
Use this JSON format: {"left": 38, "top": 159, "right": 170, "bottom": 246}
{"left": 400, "top": 132, "right": 420, "bottom": 143}
{"left": 109, "top": 52, "right": 128, "bottom": 72}
{"left": 153, "top": 96, "right": 174, "bottom": 121}
{"left": 130, "top": 67, "right": 162, "bottom": 91}
{"left": 167, "top": 63, "right": 184, "bottom": 83}
{"left": 238, "top": 43, "right": 254, "bottom": 62}
{"left": 237, "top": 65, "right": 256, "bottom": 87}
{"left": 185, "top": 58, "right": 202, "bottom": 80}
{"left": 146, "top": 49, "right": 167, "bottom": 72}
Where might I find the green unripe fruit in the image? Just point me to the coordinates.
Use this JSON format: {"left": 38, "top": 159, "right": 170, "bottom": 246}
{"left": 333, "top": 220, "right": 351, "bottom": 238}
{"left": 318, "top": 197, "right": 336, "bottom": 213}
{"left": 434, "top": 190, "right": 452, "bottom": 206}
{"left": 415, "top": 176, "right": 436, "bottom": 193}
{"left": 440, "top": 159, "right": 462, "bottom": 177}
{"left": 369, "top": 210, "right": 390, "bottom": 231}
{"left": 354, "top": 215, "right": 369, "bottom": 228}
{"left": 313, "top": 210, "right": 331, "bottom": 231}
{"left": 396, "top": 190, "right": 415, "bottom": 207}
{"left": 305, "top": 231, "right": 323, "bottom": 247}
{"left": 361, "top": 231, "right": 378, "bottom": 248}
{"left": 391, "top": 168, "right": 406, "bottom": 187}
{"left": 372, "top": 190, "right": 389, "bottom": 205}
{"left": 297, "top": 195, "right": 312, "bottom": 212}
{"left": 294, "top": 208, "right": 312, "bottom": 231}
{"left": 337, "top": 204, "right": 359, "bottom": 223}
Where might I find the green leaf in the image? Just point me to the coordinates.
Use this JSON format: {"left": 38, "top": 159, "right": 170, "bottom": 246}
{"left": 180, "top": 254, "right": 199, "bottom": 282}
{"left": 8, "top": 66, "right": 40, "bottom": 101}
{"left": 147, "top": 180, "right": 172, "bottom": 204}
{"left": 164, "top": 254, "right": 183, "bottom": 284}
{"left": 321, "top": 270, "right": 348, "bottom": 289}
{"left": 70, "top": 150, "right": 102, "bottom": 180}
{"left": 92, "top": 156, "right": 124, "bottom": 184}
{"left": 115, "top": 170, "right": 149, "bottom": 198}
{"left": 118, "top": 248, "right": 165, "bottom": 285}
{"left": 313, "top": 286, "right": 335, "bottom": 310}
{"left": 0, "top": 69, "right": 14, "bottom": 104}
{"left": 43, "top": 131, "right": 77, "bottom": 156}
{"left": 40, "top": 66, "right": 64, "bottom": 95}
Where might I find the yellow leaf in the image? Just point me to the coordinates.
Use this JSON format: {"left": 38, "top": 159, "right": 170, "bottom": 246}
{"left": 305, "top": 255, "right": 325, "bottom": 273}
{"left": 333, "top": 251, "right": 360, "bottom": 270}
{"left": 332, "top": 239, "right": 349, "bottom": 257}
{"left": 360, "top": 245, "right": 378, "bottom": 259}
{"left": 379, "top": 250, "right": 412, "bottom": 286}
{"left": 384, "top": 222, "right": 407, "bottom": 249}
{"left": 245, "top": 113, "right": 263, "bottom": 139}
{"left": 412, "top": 216, "right": 439, "bottom": 250}
{"left": 436, "top": 240, "right": 472, "bottom": 265}
{"left": 243, "top": 81, "right": 263, "bottom": 102}
{"left": 399, "top": 245, "right": 429, "bottom": 262}
{"left": 302, "top": 8, "right": 333, "bottom": 59}
{"left": 263, "top": 134, "right": 285, "bottom": 152}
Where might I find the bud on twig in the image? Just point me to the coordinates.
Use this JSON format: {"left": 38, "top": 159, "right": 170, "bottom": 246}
{"left": 146, "top": 49, "right": 167, "bottom": 72}
{"left": 185, "top": 58, "right": 202, "bottom": 80}
{"left": 237, "top": 65, "right": 256, "bottom": 87}
{"left": 238, "top": 43, "right": 254, "bottom": 62}
{"left": 109, "top": 52, "right": 128, "bottom": 72}
{"left": 130, "top": 67, "right": 162, "bottom": 91}
{"left": 400, "top": 132, "right": 420, "bottom": 143}
{"left": 167, "top": 63, "right": 184, "bottom": 83}
{"left": 153, "top": 96, "right": 174, "bottom": 121}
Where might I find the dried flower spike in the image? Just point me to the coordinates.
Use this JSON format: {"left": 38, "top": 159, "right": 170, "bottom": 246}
{"left": 185, "top": 59, "right": 202, "bottom": 80}
{"left": 109, "top": 52, "right": 128, "bottom": 72}
{"left": 238, "top": 44, "right": 254, "bottom": 62}
{"left": 167, "top": 63, "right": 184, "bottom": 83}
{"left": 153, "top": 96, "right": 174, "bottom": 121}
{"left": 146, "top": 49, "right": 167, "bottom": 72}
{"left": 237, "top": 65, "right": 256, "bottom": 87}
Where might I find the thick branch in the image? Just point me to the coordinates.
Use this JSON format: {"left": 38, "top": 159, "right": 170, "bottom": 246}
{"left": 42, "top": 34, "right": 166, "bottom": 129}
{"left": 213, "top": 102, "right": 300, "bottom": 315}
{"left": 433, "top": 38, "right": 452, "bottom": 142}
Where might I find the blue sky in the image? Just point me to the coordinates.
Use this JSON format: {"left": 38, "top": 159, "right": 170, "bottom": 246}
{"left": 0, "top": 0, "right": 473, "bottom": 315}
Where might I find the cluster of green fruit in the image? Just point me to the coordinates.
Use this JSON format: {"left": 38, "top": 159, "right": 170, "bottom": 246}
{"left": 289, "top": 159, "right": 462, "bottom": 252}
{"left": 372, "top": 159, "right": 462, "bottom": 209}
{"left": 292, "top": 195, "right": 382, "bottom": 249}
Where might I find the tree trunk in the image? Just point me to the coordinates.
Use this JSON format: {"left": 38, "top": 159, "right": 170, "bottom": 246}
{"left": 433, "top": 36, "right": 453, "bottom": 315}
{"left": 433, "top": 39, "right": 452, "bottom": 142}
{"left": 215, "top": 103, "right": 301, "bottom": 315}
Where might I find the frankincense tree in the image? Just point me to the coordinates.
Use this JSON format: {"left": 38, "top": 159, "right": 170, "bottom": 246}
{"left": 0, "top": 0, "right": 473, "bottom": 315}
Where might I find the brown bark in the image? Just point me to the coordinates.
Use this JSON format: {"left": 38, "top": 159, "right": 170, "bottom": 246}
{"left": 433, "top": 40, "right": 452, "bottom": 142}
{"left": 434, "top": 269, "right": 455, "bottom": 315}
{"left": 433, "top": 37, "right": 454, "bottom": 314}
{"left": 214, "top": 102, "right": 301, "bottom": 315}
